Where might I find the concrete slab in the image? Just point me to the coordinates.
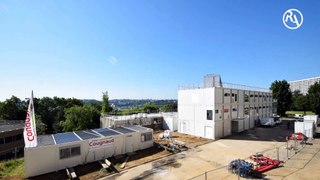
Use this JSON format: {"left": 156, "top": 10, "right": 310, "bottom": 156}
{"left": 299, "top": 148, "right": 319, "bottom": 154}
{"left": 264, "top": 167, "right": 298, "bottom": 177}
{"left": 291, "top": 153, "right": 315, "bottom": 160}
{"left": 284, "top": 159, "right": 309, "bottom": 169}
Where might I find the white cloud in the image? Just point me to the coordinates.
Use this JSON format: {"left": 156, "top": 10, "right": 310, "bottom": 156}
{"left": 108, "top": 56, "right": 118, "bottom": 65}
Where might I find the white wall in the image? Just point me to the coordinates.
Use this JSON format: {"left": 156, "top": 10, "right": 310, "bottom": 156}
{"left": 178, "top": 88, "right": 215, "bottom": 138}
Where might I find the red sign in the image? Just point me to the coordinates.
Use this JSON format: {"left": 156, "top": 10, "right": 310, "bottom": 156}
{"left": 224, "top": 109, "right": 229, "bottom": 113}
{"left": 89, "top": 137, "right": 114, "bottom": 149}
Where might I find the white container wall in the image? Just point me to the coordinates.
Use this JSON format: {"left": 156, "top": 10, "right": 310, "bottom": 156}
{"left": 25, "top": 125, "right": 153, "bottom": 178}
{"left": 178, "top": 75, "right": 272, "bottom": 140}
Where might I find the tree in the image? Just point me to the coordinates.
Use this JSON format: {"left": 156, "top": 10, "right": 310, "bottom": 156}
{"left": 307, "top": 82, "right": 320, "bottom": 115}
{"left": 0, "top": 96, "right": 26, "bottom": 120}
{"left": 291, "top": 90, "right": 303, "bottom": 110}
{"left": 35, "top": 115, "right": 47, "bottom": 135}
{"left": 270, "top": 80, "right": 292, "bottom": 116}
{"left": 293, "top": 96, "right": 309, "bottom": 114}
{"left": 60, "top": 105, "right": 100, "bottom": 132}
{"left": 142, "top": 103, "right": 159, "bottom": 113}
{"left": 101, "top": 91, "right": 112, "bottom": 114}
{"left": 161, "top": 101, "right": 178, "bottom": 112}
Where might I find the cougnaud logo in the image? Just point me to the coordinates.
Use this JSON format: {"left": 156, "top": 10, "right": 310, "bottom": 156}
{"left": 283, "top": 9, "right": 303, "bottom": 30}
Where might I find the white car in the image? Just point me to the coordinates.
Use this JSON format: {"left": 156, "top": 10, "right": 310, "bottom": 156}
{"left": 260, "top": 117, "right": 276, "bottom": 126}
{"left": 273, "top": 115, "right": 282, "bottom": 124}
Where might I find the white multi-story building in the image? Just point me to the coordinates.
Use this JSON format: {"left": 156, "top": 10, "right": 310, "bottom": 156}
{"left": 289, "top": 77, "right": 320, "bottom": 95}
{"left": 178, "top": 74, "right": 273, "bottom": 140}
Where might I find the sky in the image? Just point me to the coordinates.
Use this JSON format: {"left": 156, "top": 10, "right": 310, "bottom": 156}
{"left": 0, "top": 0, "right": 320, "bottom": 101}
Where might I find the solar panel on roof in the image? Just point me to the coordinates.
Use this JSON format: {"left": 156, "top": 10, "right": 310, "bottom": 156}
{"left": 111, "top": 127, "right": 135, "bottom": 134}
{"left": 37, "top": 135, "right": 55, "bottom": 147}
{"left": 75, "top": 130, "right": 101, "bottom": 140}
{"left": 93, "top": 128, "right": 120, "bottom": 137}
{"left": 54, "top": 132, "right": 80, "bottom": 144}
{"left": 125, "top": 125, "right": 147, "bottom": 132}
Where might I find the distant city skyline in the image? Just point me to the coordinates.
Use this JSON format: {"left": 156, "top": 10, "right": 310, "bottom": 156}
{"left": 1, "top": 0, "right": 320, "bottom": 101}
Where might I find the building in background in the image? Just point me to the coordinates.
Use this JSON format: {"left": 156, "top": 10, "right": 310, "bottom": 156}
{"left": 178, "top": 74, "right": 273, "bottom": 140}
{"left": 100, "top": 112, "right": 178, "bottom": 131}
{"left": 289, "top": 77, "right": 320, "bottom": 95}
{"left": 0, "top": 120, "right": 24, "bottom": 161}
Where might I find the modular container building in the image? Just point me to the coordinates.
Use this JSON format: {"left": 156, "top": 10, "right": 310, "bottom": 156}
{"left": 178, "top": 74, "right": 273, "bottom": 140}
{"left": 24, "top": 125, "right": 153, "bottom": 178}
{"left": 100, "top": 113, "right": 163, "bottom": 130}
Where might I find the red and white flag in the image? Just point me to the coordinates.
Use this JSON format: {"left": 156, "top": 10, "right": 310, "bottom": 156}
{"left": 24, "top": 91, "right": 37, "bottom": 148}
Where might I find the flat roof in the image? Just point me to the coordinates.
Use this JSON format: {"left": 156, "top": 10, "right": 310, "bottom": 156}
{"left": 289, "top": 77, "right": 320, "bottom": 83}
{"left": 37, "top": 135, "right": 55, "bottom": 147}
{"left": 53, "top": 132, "right": 81, "bottom": 144}
{"left": 35, "top": 125, "right": 148, "bottom": 147}
{"left": 75, "top": 130, "right": 101, "bottom": 140}
{"left": 0, "top": 120, "right": 24, "bottom": 133}
{"left": 111, "top": 127, "right": 135, "bottom": 134}
{"left": 124, "top": 125, "right": 149, "bottom": 132}
{"left": 94, "top": 128, "right": 121, "bottom": 136}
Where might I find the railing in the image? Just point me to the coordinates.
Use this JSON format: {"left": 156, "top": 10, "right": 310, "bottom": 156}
{"left": 179, "top": 81, "right": 270, "bottom": 93}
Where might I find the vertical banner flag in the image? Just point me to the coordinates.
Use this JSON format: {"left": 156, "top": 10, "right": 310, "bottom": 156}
{"left": 24, "top": 91, "right": 38, "bottom": 148}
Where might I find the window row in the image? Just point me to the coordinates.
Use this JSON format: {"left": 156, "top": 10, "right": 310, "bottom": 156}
{"left": 0, "top": 134, "right": 23, "bottom": 145}
{"left": 59, "top": 146, "right": 81, "bottom": 159}
{"left": 141, "top": 132, "right": 153, "bottom": 142}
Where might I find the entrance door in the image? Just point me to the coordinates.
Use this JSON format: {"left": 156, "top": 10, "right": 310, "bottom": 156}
{"left": 125, "top": 135, "right": 134, "bottom": 153}
{"left": 180, "top": 122, "right": 187, "bottom": 133}
{"left": 205, "top": 126, "right": 213, "bottom": 139}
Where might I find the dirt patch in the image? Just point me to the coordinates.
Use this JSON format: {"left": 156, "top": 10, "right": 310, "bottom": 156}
{"left": 153, "top": 131, "right": 213, "bottom": 148}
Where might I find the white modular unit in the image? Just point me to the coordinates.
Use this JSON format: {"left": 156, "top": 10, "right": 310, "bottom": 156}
{"left": 162, "top": 112, "right": 178, "bottom": 131}
{"left": 295, "top": 121, "right": 314, "bottom": 139}
{"left": 178, "top": 74, "right": 272, "bottom": 140}
{"left": 24, "top": 125, "right": 153, "bottom": 178}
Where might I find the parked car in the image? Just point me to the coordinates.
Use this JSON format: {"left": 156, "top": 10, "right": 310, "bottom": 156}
{"left": 273, "top": 115, "right": 282, "bottom": 124}
{"left": 260, "top": 117, "right": 276, "bottom": 127}
{"left": 294, "top": 114, "right": 304, "bottom": 119}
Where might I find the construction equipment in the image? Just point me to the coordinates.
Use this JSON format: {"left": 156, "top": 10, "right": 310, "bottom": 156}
{"left": 228, "top": 159, "right": 260, "bottom": 178}
{"left": 250, "top": 154, "right": 284, "bottom": 173}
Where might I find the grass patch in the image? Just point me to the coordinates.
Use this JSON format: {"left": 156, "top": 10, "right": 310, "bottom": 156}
{"left": 0, "top": 158, "right": 24, "bottom": 178}
{"left": 286, "top": 111, "right": 315, "bottom": 115}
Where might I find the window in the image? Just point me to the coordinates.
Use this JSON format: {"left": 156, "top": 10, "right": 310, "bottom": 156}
{"left": 60, "top": 145, "right": 81, "bottom": 159}
{"left": 71, "top": 147, "right": 81, "bottom": 156}
{"left": 15, "top": 134, "right": 23, "bottom": 141}
{"left": 59, "top": 148, "right": 70, "bottom": 159}
{"left": 5, "top": 136, "right": 13, "bottom": 144}
{"left": 0, "top": 138, "right": 4, "bottom": 145}
{"left": 207, "top": 110, "right": 213, "bottom": 120}
{"left": 224, "top": 93, "right": 230, "bottom": 97}
{"left": 244, "top": 94, "right": 249, "bottom": 102}
{"left": 235, "top": 94, "right": 238, "bottom": 102}
{"left": 215, "top": 110, "right": 219, "bottom": 114}
{"left": 250, "top": 95, "right": 254, "bottom": 98}
{"left": 141, "top": 132, "right": 152, "bottom": 142}
{"left": 244, "top": 108, "right": 249, "bottom": 115}
{"left": 232, "top": 108, "right": 237, "bottom": 111}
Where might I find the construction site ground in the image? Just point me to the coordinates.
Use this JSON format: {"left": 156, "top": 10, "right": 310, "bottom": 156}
{"left": 102, "top": 120, "right": 320, "bottom": 180}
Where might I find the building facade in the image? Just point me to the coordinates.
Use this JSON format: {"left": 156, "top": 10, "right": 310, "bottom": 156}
{"left": 289, "top": 77, "right": 320, "bottom": 95}
{"left": 0, "top": 120, "right": 24, "bottom": 161}
{"left": 178, "top": 75, "right": 273, "bottom": 140}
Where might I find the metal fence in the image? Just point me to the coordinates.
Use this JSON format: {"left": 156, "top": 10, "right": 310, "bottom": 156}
{"left": 188, "top": 138, "right": 307, "bottom": 180}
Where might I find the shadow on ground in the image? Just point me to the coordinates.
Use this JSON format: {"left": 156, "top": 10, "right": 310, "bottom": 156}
{"left": 224, "top": 120, "right": 295, "bottom": 142}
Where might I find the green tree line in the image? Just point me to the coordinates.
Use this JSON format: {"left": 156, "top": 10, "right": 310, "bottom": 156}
{"left": 271, "top": 81, "right": 320, "bottom": 116}
{"left": 0, "top": 91, "right": 177, "bottom": 134}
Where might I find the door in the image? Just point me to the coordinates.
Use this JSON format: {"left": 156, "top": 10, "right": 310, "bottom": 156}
{"left": 180, "top": 122, "right": 187, "bottom": 133}
{"left": 205, "top": 126, "right": 214, "bottom": 139}
{"left": 125, "top": 135, "right": 134, "bottom": 153}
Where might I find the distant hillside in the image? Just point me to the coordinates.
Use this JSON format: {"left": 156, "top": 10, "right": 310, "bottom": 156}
{"left": 82, "top": 99, "right": 176, "bottom": 110}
